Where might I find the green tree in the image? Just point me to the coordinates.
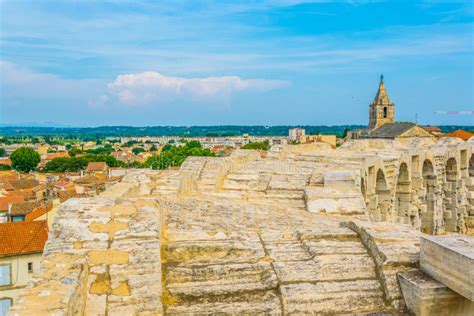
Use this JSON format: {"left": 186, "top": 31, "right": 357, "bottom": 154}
{"left": 41, "top": 154, "right": 125, "bottom": 172}
{"left": 132, "top": 147, "right": 146, "bottom": 155}
{"left": 185, "top": 140, "right": 202, "bottom": 149}
{"left": 68, "top": 147, "right": 83, "bottom": 157}
{"left": 85, "top": 145, "right": 113, "bottom": 155}
{"left": 146, "top": 141, "right": 214, "bottom": 170}
{"left": 127, "top": 161, "right": 144, "bottom": 168}
{"left": 10, "top": 147, "right": 41, "bottom": 173}
{"left": 342, "top": 128, "right": 350, "bottom": 138}
{"left": 162, "top": 144, "right": 173, "bottom": 152}
{"left": 0, "top": 148, "right": 5, "bottom": 157}
{"left": 149, "top": 145, "right": 158, "bottom": 152}
{"left": 241, "top": 140, "right": 270, "bottom": 151}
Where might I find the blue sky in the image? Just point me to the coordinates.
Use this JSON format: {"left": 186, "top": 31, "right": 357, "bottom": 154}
{"left": 0, "top": 0, "right": 473, "bottom": 126}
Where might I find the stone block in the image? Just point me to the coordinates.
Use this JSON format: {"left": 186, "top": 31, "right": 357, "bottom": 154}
{"left": 420, "top": 234, "right": 474, "bottom": 300}
{"left": 323, "top": 170, "right": 356, "bottom": 189}
{"left": 304, "top": 187, "right": 366, "bottom": 215}
{"left": 398, "top": 270, "right": 474, "bottom": 316}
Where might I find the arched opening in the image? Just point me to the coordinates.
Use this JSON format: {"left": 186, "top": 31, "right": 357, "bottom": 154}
{"left": 446, "top": 158, "right": 457, "bottom": 182}
{"left": 396, "top": 163, "right": 411, "bottom": 225}
{"left": 469, "top": 154, "right": 474, "bottom": 177}
{"left": 375, "top": 169, "right": 391, "bottom": 221}
{"left": 421, "top": 160, "right": 436, "bottom": 234}
{"left": 444, "top": 158, "right": 458, "bottom": 232}
{"left": 383, "top": 106, "right": 388, "bottom": 118}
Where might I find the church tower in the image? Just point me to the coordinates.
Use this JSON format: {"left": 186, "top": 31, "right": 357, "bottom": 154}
{"left": 368, "top": 74, "right": 394, "bottom": 129}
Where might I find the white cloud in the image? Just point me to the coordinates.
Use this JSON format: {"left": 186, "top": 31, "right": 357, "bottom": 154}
{"left": 103, "top": 71, "right": 290, "bottom": 106}
{"left": 0, "top": 61, "right": 102, "bottom": 100}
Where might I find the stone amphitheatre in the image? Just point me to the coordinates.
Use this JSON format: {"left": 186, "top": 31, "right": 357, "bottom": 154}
{"left": 9, "top": 136, "right": 474, "bottom": 315}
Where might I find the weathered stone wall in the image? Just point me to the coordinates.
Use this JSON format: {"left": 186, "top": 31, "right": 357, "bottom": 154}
{"left": 9, "top": 178, "right": 163, "bottom": 315}
{"left": 352, "top": 138, "right": 473, "bottom": 235}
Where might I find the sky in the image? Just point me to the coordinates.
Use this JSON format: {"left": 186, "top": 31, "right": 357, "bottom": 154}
{"left": 0, "top": 0, "right": 473, "bottom": 127}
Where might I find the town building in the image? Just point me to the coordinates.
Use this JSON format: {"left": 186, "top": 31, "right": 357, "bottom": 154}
{"left": 85, "top": 162, "right": 109, "bottom": 177}
{"left": 349, "top": 75, "right": 436, "bottom": 141}
{"left": 288, "top": 128, "right": 305, "bottom": 141}
{"left": 368, "top": 74, "right": 395, "bottom": 129}
{"left": 442, "top": 130, "right": 473, "bottom": 141}
{"left": 0, "top": 221, "right": 48, "bottom": 313}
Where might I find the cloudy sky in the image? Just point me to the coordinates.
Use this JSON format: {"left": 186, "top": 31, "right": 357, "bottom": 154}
{"left": 0, "top": 0, "right": 472, "bottom": 126}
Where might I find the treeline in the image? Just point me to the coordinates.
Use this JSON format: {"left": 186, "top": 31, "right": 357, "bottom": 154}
{"left": 40, "top": 141, "right": 214, "bottom": 172}
{"left": 146, "top": 141, "right": 214, "bottom": 170}
{"left": 0, "top": 125, "right": 371, "bottom": 138}
{"left": 40, "top": 154, "right": 125, "bottom": 172}
{"left": 241, "top": 140, "right": 270, "bottom": 150}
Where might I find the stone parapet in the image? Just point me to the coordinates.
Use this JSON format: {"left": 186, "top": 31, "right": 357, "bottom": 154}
{"left": 398, "top": 269, "right": 474, "bottom": 316}
{"left": 9, "top": 180, "right": 163, "bottom": 315}
{"left": 345, "top": 220, "right": 422, "bottom": 310}
{"left": 420, "top": 234, "right": 474, "bottom": 301}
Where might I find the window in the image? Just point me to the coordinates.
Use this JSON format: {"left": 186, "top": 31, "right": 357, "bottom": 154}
{"left": 11, "top": 215, "right": 25, "bottom": 222}
{"left": 0, "top": 298, "right": 12, "bottom": 316}
{"left": 383, "top": 106, "right": 388, "bottom": 118}
{"left": 28, "top": 262, "right": 33, "bottom": 274}
{"left": 0, "top": 264, "right": 11, "bottom": 286}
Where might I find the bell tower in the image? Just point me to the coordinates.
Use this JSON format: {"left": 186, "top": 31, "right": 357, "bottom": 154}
{"left": 369, "top": 74, "right": 395, "bottom": 129}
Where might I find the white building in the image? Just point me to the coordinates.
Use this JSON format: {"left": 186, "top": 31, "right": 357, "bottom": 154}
{"left": 0, "top": 221, "right": 48, "bottom": 314}
{"left": 289, "top": 128, "right": 306, "bottom": 141}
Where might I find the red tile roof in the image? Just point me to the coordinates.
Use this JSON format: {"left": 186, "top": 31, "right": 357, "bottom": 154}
{"left": 0, "top": 221, "right": 48, "bottom": 257}
{"left": 86, "top": 162, "right": 108, "bottom": 172}
{"left": 442, "top": 130, "right": 473, "bottom": 141}
{"left": 4, "top": 178, "right": 40, "bottom": 190}
{"left": 10, "top": 201, "right": 43, "bottom": 216}
{"left": 0, "top": 158, "right": 11, "bottom": 166}
{"left": 44, "top": 152, "right": 69, "bottom": 160}
{"left": 0, "top": 194, "right": 25, "bottom": 212}
{"left": 25, "top": 203, "right": 53, "bottom": 221}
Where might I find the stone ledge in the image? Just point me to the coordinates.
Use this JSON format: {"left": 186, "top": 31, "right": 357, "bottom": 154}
{"left": 420, "top": 234, "right": 474, "bottom": 301}
{"left": 398, "top": 269, "right": 474, "bottom": 316}
{"left": 344, "top": 220, "right": 422, "bottom": 310}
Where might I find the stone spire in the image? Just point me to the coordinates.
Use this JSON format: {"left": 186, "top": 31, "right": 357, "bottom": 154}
{"left": 373, "top": 74, "right": 391, "bottom": 105}
{"left": 368, "top": 74, "right": 395, "bottom": 129}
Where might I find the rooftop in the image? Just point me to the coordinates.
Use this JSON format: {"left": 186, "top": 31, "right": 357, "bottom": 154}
{"left": 0, "top": 220, "right": 48, "bottom": 257}
{"left": 86, "top": 161, "right": 108, "bottom": 172}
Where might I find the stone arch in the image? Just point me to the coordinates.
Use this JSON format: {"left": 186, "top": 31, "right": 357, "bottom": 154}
{"left": 395, "top": 163, "right": 411, "bottom": 225}
{"left": 421, "top": 159, "right": 437, "bottom": 234}
{"left": 445, "top": 157, "right": 458, "bottom": 182}
{"left": 444, "top": 157, "right": 458, "bottom": 232}
{"left": 375, "top": 169, "right": 391, "bottom": 221}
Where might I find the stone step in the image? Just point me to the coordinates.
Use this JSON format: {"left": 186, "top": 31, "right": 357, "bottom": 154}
{"left": 165, "top": 290, "right": 281, "bottom": 315}
{"left": 165, "top": 266, "right": 277, "bottom": 303}
{"left": 165, "top": 261, "right": 273, "bottom": 284}
{"left": 303, "top": 239, "right": 368, "bottom": 255}
{"left": 265, "top": 240, "right": 313, "bottom": 261}
{"left": 273, "top": 254, "right": 377, "bottom": 283}
{"left": 280, "top": 280, "right": 387, "bottom": 314}
{"left": 163, "top": 240, "right": 265, "bottom": 265}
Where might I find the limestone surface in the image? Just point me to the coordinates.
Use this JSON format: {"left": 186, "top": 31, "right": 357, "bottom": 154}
{"left": 9, "top": 139, "right": 474, "bottom": 315}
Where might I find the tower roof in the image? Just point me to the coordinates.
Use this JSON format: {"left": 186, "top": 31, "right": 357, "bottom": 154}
{"left": 372, "top": 74, "right": 392, "bottom": 105}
